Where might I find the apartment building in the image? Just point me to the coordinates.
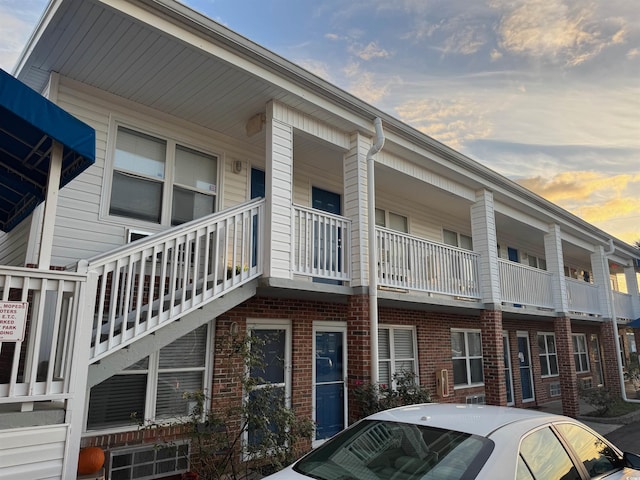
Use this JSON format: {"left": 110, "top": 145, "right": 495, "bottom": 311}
{"left": 1, "top": 0, "right": 639, "bottom": 478}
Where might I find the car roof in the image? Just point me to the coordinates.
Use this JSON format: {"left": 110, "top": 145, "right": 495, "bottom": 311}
{"left": 365, "top": 403, "right": 571, "bottom": 437}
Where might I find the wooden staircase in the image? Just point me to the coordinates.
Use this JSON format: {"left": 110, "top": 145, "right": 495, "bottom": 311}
{"left": 78, "top": 198, "right": 265, "bottom": 365}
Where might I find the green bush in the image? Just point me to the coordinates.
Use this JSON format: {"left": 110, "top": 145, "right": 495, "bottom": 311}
{"left": 353, "top": 371, "right": 431, "bottom": 419}
{"left": 578, "top": 385, "right": 615, "bottom": 416}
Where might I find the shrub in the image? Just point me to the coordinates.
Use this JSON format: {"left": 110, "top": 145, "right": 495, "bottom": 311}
{"left": 353, "top": 371, "right": 431, "bottom": 419}
{"left": 578, "top": 385, "right": 616, "bottom": 416}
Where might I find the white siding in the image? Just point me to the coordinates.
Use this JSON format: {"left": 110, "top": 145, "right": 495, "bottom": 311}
{"left": 0, "top": 425, "right": 68, "bottom": 480}
{"left": 46, "top": 77, "right": 263, "bottom": 267}
{"left": 0, "top": 216, "right": 30, "bottom": 266}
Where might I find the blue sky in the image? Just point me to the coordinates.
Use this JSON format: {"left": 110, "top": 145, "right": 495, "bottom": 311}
{"left": 2, "top": 0, "right": 639, "bottom": 244}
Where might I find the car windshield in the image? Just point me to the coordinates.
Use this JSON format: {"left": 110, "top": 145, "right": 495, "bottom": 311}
{"left": 294, "top": 420, "right": 494, "bottom": 480}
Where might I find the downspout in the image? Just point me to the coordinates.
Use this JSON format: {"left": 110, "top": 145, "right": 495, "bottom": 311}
{"left": 604, "top": 240, "right": 637, "bottom": 402}
{"left": 367, "top": 118, "right": 385, "bottom": 383}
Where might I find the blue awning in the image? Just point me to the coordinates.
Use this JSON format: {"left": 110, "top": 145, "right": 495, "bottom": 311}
{"left": 626, "top": 318, "right": 640, "bottom": 328}
{"left": 0, "top": 69, "right": 95, "bottom": 232}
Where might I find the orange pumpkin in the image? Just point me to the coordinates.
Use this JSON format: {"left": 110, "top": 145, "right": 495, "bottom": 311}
{"left": 77, "top": 447, "right": 105, "bottom": 475}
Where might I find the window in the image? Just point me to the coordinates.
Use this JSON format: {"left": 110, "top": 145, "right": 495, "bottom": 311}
{"left": 451, "top": 330, "right": 483, "bottom": 387}
{"left": 572, "top": 334, "right": 589, "bottom": 373}
{"left": 537, "top": 333, "right": 558, "bottom": 377}
{"left": 526, "top": 254, "right": 547, "bottom": 270}
{"left": 108, "top": 442, "right": 189, "bottom": 480}
{"left": 87, "top": 325, "right": 209, "bottom": 430}
{"left": 375, "top": 209, "right": 408, "bottom": 233}
{"left": 443, "top": 229, "right": 472, "bottom": 250}
{"left": 378, "top": 326, "right": 417, "bottom": 387}
{"left": 109, "top": 126, "right": 217, "bottom": 225}
{"left": 555, "top": 423, "right": 621, "bottom": 477}
{"left": 518, "top": 427, "right": 580, "bottom": 480}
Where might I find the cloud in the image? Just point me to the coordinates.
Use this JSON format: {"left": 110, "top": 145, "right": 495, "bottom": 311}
{"left": 342, "top": 62, "right": 394, "bottom": 104}
{"left": 516, "top": 172, "right": 640, "bottom": 242}
{"left": 395, "top": 97, "right": 493, "bottom": 149}
{"left": 349, "top": 41, "right": 392, "bottom": 61}
{"left": 0, "top": 7, "right": 37, "bottom": 71}
{"left": 297, "top": 59, "right": 334, "bottom": 83}
{"left": 491, "top": 0, "right": 628, "bottom": 66}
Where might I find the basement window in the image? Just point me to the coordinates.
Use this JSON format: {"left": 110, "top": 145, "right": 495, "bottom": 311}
{"left": 108, "top": 441, "right": 189, "bottom": 480}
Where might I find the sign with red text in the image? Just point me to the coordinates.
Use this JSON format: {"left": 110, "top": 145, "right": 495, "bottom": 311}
{"left": 0, "top": 302, "right": 28, "bottom": 342}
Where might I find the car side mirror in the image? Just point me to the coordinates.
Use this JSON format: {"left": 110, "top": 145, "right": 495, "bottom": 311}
{"left": 623, "top": 452, "right": 640, "bottom": 469}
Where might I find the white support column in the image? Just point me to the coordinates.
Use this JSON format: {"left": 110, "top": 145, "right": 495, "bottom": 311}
{"left": 470, "top": 189, "right": 500, "bottom": 307}
{"left": 344, "top": 132, "right": 369, "bottom": 287}
{"left": 591, "top": 245, "right": 614, "bottom": 319}
{"left": 38, "top": 140, "right": 63, "bottom": 269}
{"left": 544, "top": 224, "right": 569, "bottom": 314}
{"left": 265, "top": 102, "right": 294, "bottom": 278}
{"left": 624, "top": 265, "right": 640, "bottom": 319}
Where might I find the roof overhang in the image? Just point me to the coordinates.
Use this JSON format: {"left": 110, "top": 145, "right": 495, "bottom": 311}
{"left": 0, "top": 68, "right": 95, "bottom": 232}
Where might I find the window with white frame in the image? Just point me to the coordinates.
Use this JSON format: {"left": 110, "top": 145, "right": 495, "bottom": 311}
{"left": 527, "top": 254, "right": 547, "bottom": 270}
{"left": 86, "top": 325, "right": 209, "bottom": 430}
{"left": 573, "top": 334, "right": 590, "bottom": 373}
{"left": 537, "top": 333, "right": 559, "bottom": 377}
{"left": 109, "top": 126, "right": 218, "bottom": 226}
{"left": 375, "top": 209, "right": 408, "bottom": 233}
{"left": 378, "top": 326, "right": 417, "bottom": 387}
{"left": 451, "top": 329, "right": 483, "bottom": 387}
{"left": 443, "top": 229, "right": 472, "bottom": 250}
{"left": 246, "top": 322, "right": 291, "bottom": 447}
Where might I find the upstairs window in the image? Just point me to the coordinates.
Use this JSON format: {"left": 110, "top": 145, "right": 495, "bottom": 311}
{"left": 375, "top": 209, "right": 408, "bottom": 233}
{"left": 443, "top": 229, "right": 472, "bottom": 250}
{"left": 109, "top": 126, "right": 218, "bottom": 226}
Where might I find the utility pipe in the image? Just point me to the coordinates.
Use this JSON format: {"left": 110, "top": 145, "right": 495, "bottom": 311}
{"left": 604, "top": 240, "right": 639, "bottom": 403}
{"left": 367, "top": 118, "right": 385, "bottom": 383}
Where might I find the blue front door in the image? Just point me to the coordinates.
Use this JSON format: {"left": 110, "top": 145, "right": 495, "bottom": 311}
{"left": 312, "top": 187, "right": 342, "bottom": 284}
{"left": 314, "top": 329, "right": 345, "bottom": 441}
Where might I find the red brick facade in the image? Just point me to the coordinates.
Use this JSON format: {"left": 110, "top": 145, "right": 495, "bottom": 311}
{"left": 81, "top": 295, "right": 625, "bottom": 456}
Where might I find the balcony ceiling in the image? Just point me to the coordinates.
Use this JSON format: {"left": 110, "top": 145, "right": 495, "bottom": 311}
{"left": 16, "top": 0, "right": 358, "bottom": 151}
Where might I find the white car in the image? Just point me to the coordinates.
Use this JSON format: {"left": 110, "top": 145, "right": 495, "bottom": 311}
{"left": 266, "top": 403, "right": 640, "bottom": 480}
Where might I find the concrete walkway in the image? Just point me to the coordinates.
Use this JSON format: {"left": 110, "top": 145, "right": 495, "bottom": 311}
{"left": 536, "top": 399, "right": 625, "bottom": 436}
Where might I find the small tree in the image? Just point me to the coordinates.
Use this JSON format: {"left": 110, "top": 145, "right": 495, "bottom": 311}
{"left": 136, "top": 333, "right": 314, "bottom": 480}
{"left": 352, "top": 371, "right": 431, "bottom": 419}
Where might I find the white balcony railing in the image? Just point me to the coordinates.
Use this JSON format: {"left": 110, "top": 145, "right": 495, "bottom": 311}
{"left": 613, "top": 291, "right": 634, "bottom": 321}
{"left": 498, "top": 259, "right": 553, "bottom": 309}
{"left": 566, "top": 278, "right": 602, "bottom": 316}
{"left": 0, "top": 267, "right": 89, "bottom": 403}
{"left": 81, "top": 198, "right": 264, "bottom": 363}
{"left": 292, "top": 205, "right": 351, "bottom": 281}
{"left": 375, "top": 228, "right": 480, "bottom": 299}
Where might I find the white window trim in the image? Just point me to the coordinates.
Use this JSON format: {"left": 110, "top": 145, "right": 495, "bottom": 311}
{"left": 451, "top": 328, "right": 484, "bottom": 389}
{"left": 538, "top": 332, "right": 559, "bottom": 378}
{"left": 83, "top": 323, "right": 213, "bottom": 434}
{"left": 573, "top": 333, "right": 590, "bottom": 374}
{"left": 378, "top": 325, "right": 418, "bottom": 388}
{"left": 101, "top": 116, "right": 223, "bottom": 229}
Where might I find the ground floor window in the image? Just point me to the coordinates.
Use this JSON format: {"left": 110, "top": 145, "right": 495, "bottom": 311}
{"left": 537, "top": 332, "right": 559, "bottom": 377}
{"left": 573, "top": 334, "right": 590, "bottom": 373}
{"left": 86, "top": 325, "right": 210, "bottom": 430}
{"left": 378, "top": 326, "right": 417, "bottom": 387}
{"left": 451, "top": 329, "right": 483, "bottom": 387}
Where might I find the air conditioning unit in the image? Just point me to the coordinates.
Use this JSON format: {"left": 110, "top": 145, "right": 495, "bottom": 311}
{"left": 436, "top": 369, "right": 450, "bottom": 398}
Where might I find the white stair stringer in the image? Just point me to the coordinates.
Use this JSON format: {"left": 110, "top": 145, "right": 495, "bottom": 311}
{"left": 87, "top": 279, "right": 258, "bottom": 388}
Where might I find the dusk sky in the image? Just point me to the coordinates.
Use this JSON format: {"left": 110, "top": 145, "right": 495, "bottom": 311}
{"left": 2, "top": 0, "right": 639, "bottom": 244}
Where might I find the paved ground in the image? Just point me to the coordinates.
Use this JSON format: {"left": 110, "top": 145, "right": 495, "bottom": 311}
{"left": 538, "top": 398, "right": 640, "bottom": 454}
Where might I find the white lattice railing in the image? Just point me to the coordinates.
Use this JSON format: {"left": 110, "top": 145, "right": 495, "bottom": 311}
{"left": 376, "top": 228, "right": 480, "bottom": 299}
{"left": 613, "top": 291, "right": 634, "bottom": 321}
{"left": 566, "top": 278, "right": 602, "bottom": 316}
{"left": 498, "top": 259, "right": 553, "bottom": 309}
{"left": 0, "top": 267, "right": 89, "bottom": 402}
{"left": 292, "top": 205, "right": 351, "bottom": 281}
{"left": 80, "top": 198, "right": 264, "bottom": 363}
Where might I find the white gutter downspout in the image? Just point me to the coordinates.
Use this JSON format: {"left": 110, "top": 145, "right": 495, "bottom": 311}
{"left": 604, "top": 240, "right": 638, "bottom": 403}
{"left": 367, "top": 118, "right": 385, "bottom": 384}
